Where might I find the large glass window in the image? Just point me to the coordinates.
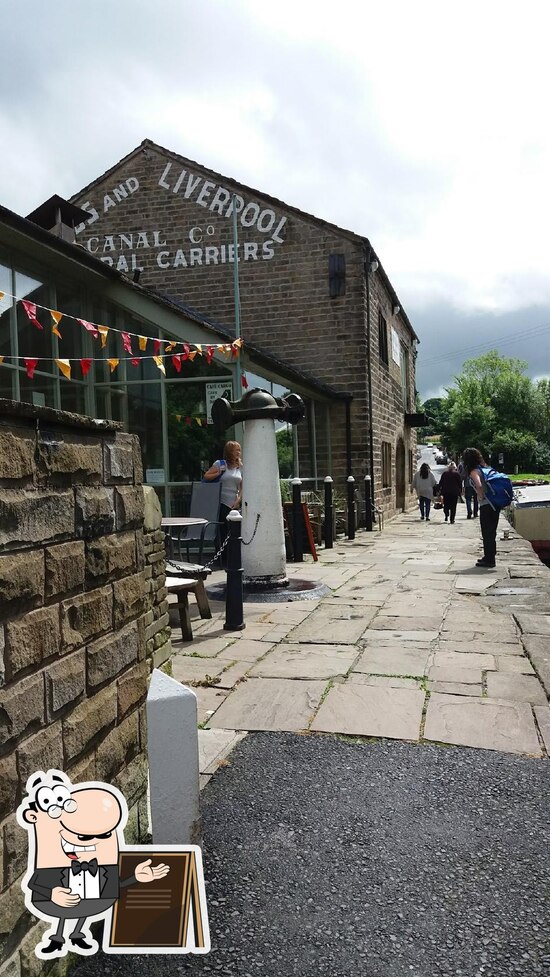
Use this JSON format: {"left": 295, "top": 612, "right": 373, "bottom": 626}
{"left": 166, "top": 381, "right": 225, "bottom": 483}
{"left": 15, "top": 273, "right": 52, "bottom": 361}
{"left": 0, "top": 263, "right": 12, "bottom": 359}
{"left": 127, "top": 384, "right": 164, "bottom": 475}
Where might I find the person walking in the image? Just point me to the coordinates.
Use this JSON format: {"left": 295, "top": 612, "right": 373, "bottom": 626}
{"left": 439, "top": 461, "right": 462, "bottom": 524}
{"left": 462, "top": 447, "right": 499, "bottom": 568}
{"left": 412, "top": 462, "right": 438, "bottom": 521}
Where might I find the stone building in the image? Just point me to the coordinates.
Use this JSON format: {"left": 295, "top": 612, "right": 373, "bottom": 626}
{"left": 70, "top": 139, "right": 422, "bottom": 517}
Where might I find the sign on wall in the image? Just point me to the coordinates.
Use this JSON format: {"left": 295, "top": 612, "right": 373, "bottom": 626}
{"left": 391, "top": 327, "right": 401, "bottom": 366}
{"left": 206, "top": 382, "right": 232, "bottom": 424}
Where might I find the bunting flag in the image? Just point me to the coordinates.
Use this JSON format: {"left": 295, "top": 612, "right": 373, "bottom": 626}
{"left": 98, "top": 326, "right": 109, "bottom": 348}
{"left": 165, "top": 341, "right": 177, "bottom": 353}
{"left": 153, "top": 355, "right": 166, "bottom": 375}
{"left": 55, "top": 359, "right": 71, "bottom": 380}
{"left": 131, "top": 357, "right": 140, "bottom": 367}
{"left": 24, "top": 358, "right": 39, "bottom": 378}
{"left": 241, "top": 373, "right": 249, "bottom": 389}
{"left": 175, "top": 414, "right": 182, "bottom": 422}
{"left": 0, "top": 356, "right": 5, "bottom": 364}
{"left": 77, "top": 318, "right": 99, "bottom": 339}
{"left": 153, "top": 339, "right": 162, "bottom": 356}
{"left": 172, "top": 354, "right": 182, "bottom": 373}
{"left": 188, "top": 350, "right": 197, "bottom": 361}
{"left": 80, "top": 359, "right": 92, "bottom": 377}
{"left": 121, "top": 332, "right": 133, "bottom": 354}
{"left": 51, "top": 310, "right": 63, "bottom": 338}
{"left": 206, "top": 345, "right": 214, "bottom": 364}
{"left": 182, "top": 343, "right": 190, "bottom": 360}
{"left": 185, "top": 416, "right": 192, "bottom": 425}
{"left": 196, "top": 344, "right": 203, "bottom": 355}
{"left": 195, "top": 417, "right": 202, "bottom": 426}
{"left": 0, "top": 292, "right": 4, "bottom": 301}
{"left": 107, "top": 358, "right": 119, "bottom": 373}
{"left": 138, "top": 335, "right": 147, "bottom": 351}
{"left": 21, "top": 300, "right": 43, "bottom": 331}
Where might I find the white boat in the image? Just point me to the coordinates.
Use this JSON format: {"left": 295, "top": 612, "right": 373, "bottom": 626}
{"left": 509, "top": 483, "right": 550, "bottom": 560}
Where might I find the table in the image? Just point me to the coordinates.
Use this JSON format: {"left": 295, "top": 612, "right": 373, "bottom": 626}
{"left": 161, "top": 517, "right": 208, "bottom": 561}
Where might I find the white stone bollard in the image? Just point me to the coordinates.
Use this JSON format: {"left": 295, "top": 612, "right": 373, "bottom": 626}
{"left": 146, "top": 668, "right": 201, "bottom": 844}
{"left": 242, "top": 416, "right": 287, "bottom": 587}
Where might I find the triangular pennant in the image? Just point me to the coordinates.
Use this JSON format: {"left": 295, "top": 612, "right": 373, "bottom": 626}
{"left": 241, "top": 373, "right": 249, "bottom": 389}
{"left": 195, "top": 344, "right": 203, "bottom": 356}
{"left": 0, "top": 292, "right": 4, "bottom": 301}
{"left": 55, "top": 358, "right": 71, "bottom": 380}
{"left": 98, "top": 326, "right": 109, "bottom": 348}
{"left": 231, "top": 343, "right": 239, "bottom": 359}
{"left": 121, "top": 332, "right": 132, "bottom": 354}
{"left": 153, "top": 355, "right": 166, "bottom": 375}
{"left": 0, "top": 356, "right": 5, "bottom": 364}
{"left": 51, "top": 311, "right": 63, "bottom": 338}
{"left": 153, "top": 339, "right": 162, "bottom": 356}
{"left": 130, "top": 358, "right": 140, "bottom": 367}
{"left": 195, "top": 416, "right": 202, "bottom": 426}
{"left": 217, "top": 344, "right": 226, "bottom": 354}
{"left": 181, "top": 343, "right": 190, "bottom": 361}
{"left": 21, "top": 300, "right": 43, "bottom": 330}
{"left": 80, "top": 358, "right": 92, "bottom": 377}
{"left": 188, "top": 350, "right": 197, "bottom": 361}
{"left": 24, "top": 358, "right": 39, "bottom": 378}
{"left": 233, "top": 337, "right": 244, "bottom": 349}
{"left": 206, "top": 345, "right": 215, "bottom": 364}
{"left": 138, "top": 335, "right": 148, "bottom": 351}
{"left": 107, "top": 358, "right": 119, "bottom": 373}
{"left": 172, "top": 354, "right": 182, "bottom": 373}
{"left": 77, "top": 318, "right": 99, "bottom": 339}
{"left": 185, "top": 416, "right": 192, "bottom": 425}
{"left": 175, "top": 414, "right": 182, "bottom": 423}
{"left": 164, "top": 341, "right": 177, "bottom": 353}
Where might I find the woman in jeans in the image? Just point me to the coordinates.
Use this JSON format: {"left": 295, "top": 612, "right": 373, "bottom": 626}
{"left": 462, "top": 447, "right": 499, "bottom": 568}
{"left": 412, "top": 462, "right": 438, "bottom": 521}
{"left": 439, "top": 462, "right": 462, "bottom": 524}
{"left": 202, "top": 440, "right": 242, "bottom": 565}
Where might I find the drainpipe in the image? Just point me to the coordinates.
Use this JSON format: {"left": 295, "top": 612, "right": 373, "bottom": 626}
{"left": 345, "top": 396, "right": 352, "bottom": 477}
{"left": 364, "top": 244, "right": 376, "bottom": 510}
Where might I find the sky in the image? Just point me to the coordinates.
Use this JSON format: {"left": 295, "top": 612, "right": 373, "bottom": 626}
{"left": 2, "top": 0, "right": 550, "bottom": 398}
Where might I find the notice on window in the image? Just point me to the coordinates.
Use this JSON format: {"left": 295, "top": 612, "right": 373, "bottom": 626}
{"left": 391, "top": 327, "right": 401, "bottom": 365}
{"left": 206, "top": 382, "right": 232, "bottom": 425}
{"left": 145, "top": 468, "right": 165, "bottom": 484}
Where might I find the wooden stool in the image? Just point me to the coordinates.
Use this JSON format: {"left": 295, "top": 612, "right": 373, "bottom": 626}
{"left": 165, "top": 576, "right": 212, "bottom": 641}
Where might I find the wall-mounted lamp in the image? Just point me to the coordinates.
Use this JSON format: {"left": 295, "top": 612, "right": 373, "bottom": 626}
{"left": 369, "top": 260, "right": 379, "bottom": 273}
{"left": 393, "top": 304, "right": 400, "bottom": 316}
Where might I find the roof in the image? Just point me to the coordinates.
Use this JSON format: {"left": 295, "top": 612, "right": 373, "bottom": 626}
{"left": 25, "top": 195, "right": 91, "bottom": 230}
{"left": 70, "top": 137, "right": 419, "bottom": 343}
{"left": 0, "top": 201, "right": 348, "bottom": 402}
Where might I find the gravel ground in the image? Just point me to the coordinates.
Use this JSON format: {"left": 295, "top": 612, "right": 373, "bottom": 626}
{"left": 77, "top": 733, "right": 550, "bottom": 977}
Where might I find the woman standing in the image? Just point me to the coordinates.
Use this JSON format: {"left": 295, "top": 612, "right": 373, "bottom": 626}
{"left": 202, "top": 440, "right": 242, "bottom": 563}
{"left": 462, "top": 447, "right": 498, "bottom": 568}
{"left": 439, "top": 461, "right": 462, "bottom": 524}
{"left": 412, "top": 462, "right": 438, "bottom": 521}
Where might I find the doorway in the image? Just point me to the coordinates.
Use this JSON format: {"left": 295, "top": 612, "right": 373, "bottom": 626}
{"left": 396, "top": 438, "right": 406, "bottom": 511}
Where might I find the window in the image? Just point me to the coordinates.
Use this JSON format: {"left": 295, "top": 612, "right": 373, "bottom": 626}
{"left": 328, "top": 254, "right": 346, "bottom": 298}
{"left": 378, "top": 311, "right": 388, "bottom": 365}
{"left": 401, "top": 343, "right": 411, "bottom": 410}
{"left": 382, "top": 441, "right": 392, "bottom": 487}
{"left": 408, "top": 450, "right": 414, "bottom": 484}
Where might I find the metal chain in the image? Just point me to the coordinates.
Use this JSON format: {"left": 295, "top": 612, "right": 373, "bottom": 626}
{"left": 166, "top": 533, "right": 230, "bottom": 574}
{"left": 242, "top": 513, "right": 261, "bottom": 546}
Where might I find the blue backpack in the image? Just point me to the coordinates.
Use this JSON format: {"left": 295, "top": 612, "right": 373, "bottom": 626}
{"left": 478, "top": 466, "right": 514, "bottom": 508}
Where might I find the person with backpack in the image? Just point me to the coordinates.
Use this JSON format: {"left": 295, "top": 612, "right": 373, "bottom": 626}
{"left": 412, "top": 462, "right": 438, "bottom": 521}
{"left": 462, "top": 447, "right": 514, "bottom": 568}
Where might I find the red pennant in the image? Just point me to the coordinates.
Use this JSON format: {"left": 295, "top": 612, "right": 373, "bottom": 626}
{"left": 24, "top": 358, "right": 39, "bottom": 379}
{"left": 184, "top": 416, "right": 192, "bottom": 425}
{"left": 130, "top": 358, "right": 140, "bottom": 367}
{"left": 241, "top": 373, "right": 249, "bottom": 389}
{"left": 172, "top": 354, "right": 182, "bottom": 373}
{"left": 181, "top": 343, "right": 190, "bottom": 361}
{"left": 21, "top": 300, "right": 43, "bottom": 330}
{"left": 153, "top": 339, "right": 162, "bottom": 356}
{"left": 206, "top": 345, "right": 214, "bottom": 364}
{"left": 76, "top": 318, "right": 99, "bottom": 339}
{"left": 121, "top": 332, "right": 132, "bottom": 354}
{"left": 231, "top": 343, "right": 239, "bottom": 358}
{"left": 80, "top": 358, "right": 92, "bottom": 377}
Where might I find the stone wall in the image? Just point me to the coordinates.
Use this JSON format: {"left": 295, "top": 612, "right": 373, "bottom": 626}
{"left": 72, "top": 141, "right": 418, "bottom": 513}
{"left": 0, "top": 400, "right": 168, "bottom": 976}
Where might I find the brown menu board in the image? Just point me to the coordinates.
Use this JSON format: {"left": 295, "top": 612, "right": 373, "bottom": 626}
{"left": 108, "top": 850, "right": 207, "bottom": 951}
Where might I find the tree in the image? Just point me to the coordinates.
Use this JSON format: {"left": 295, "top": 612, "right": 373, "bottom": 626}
{"left": 441, "top": 351, "right": 542, "bottom": 469}
{"left": 276, "top": 427, "right": 294, "bottom": 478}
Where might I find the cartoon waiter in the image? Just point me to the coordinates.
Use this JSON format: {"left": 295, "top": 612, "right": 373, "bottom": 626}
{"left": 17, "top": 769, "right": 169, "bottom": 958}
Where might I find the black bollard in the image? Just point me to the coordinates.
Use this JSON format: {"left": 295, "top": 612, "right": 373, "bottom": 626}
{"left": 224, "top": 511, "right": 245, "bottom": 631}
{"left": 291, "top": 478, "right": 304, "bottom": 562}
{"left": 324, "top": 476, "right": 333, "bottom": 549}
{"left": 347, "top": 476, "right": 356, "bottom": 540}
{"left": 364, "top": 475, "right": 373, "bottom": 532}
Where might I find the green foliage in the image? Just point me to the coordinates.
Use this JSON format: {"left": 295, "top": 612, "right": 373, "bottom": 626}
{"left": 276, "top": 426, "right": 294, "bottom": 478}
{"left": 439, "top": 350, "right": 550, "bottom": 471}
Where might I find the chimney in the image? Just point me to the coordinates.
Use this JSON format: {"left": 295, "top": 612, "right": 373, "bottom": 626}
{"left": 25, "top": 195, "right": 91, "bottom": 244}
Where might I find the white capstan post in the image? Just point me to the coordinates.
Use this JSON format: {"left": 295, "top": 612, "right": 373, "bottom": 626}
{"left": 242, "top": 416, "right": 287, "bottom": 587}
{"left": 146, "top": 668, "right": 201, "bottom": 845}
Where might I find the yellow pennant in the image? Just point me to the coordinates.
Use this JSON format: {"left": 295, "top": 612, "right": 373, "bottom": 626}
{"left": 0, "top": 292, "right": 4, "bottom": 301}
{"left": 195, "top": 417, "right": 201, "bottom": 426}
{"left": 98, "top": 326, "right": 109, "bottom": 348}
{"left": 50, "top": 310, "right": 63, "bottom": 338}
{"left": 175, "top": 414, "right": 182, "bottom": 422}
{"left": 195, "top": 344, "right": 203, "bottom": 355}
{"left": 153, "top": 355, "right": 166, "bottom": 375}
{"left": 0, "top": 355, "right": 4, "bottom": 364}
{"left": 54, "top": 358, "right": 71, "bottom": 380}
{"left": 233, "top": 337, "right": 243, "bottom": 349}
{"left": 188, "top": 350, "right": 197, "bottom": 361}
{"left": 107, "top": 358, "right": 119, "bottom": 373}
{"left": 138, "top": 335, "right": 148, "bottom": 351}
{"left": 164, "top": 341, "right": 177, "bottom": 353}
{"left": 217, "top": 344, "right": 226, "bottom": 354}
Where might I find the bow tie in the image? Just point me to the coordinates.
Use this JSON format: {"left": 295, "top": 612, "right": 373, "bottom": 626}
{"left": 71, "top": 858, "right": 99, "bottom": 876}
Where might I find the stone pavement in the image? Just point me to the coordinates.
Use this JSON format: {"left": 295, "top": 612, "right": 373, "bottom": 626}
{"left": 169, "top": 506, "right": 550, "bottom": 761}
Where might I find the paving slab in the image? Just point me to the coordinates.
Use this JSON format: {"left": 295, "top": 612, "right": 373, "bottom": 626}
{"left": 290, "top": 605, "right": 374, "bottom": 644}
{"left": 428, "top": 681, "right": 483, "bottom": 697}
{"left": 533, "top": 705, "right": 550, "bottom": 753}
{"left": 439, "top": 635, "right": 522, "bottom": 652}
{"left": 216, "top": 638, "right": 275, "bottom": 662}
{"left": 424, "top": 693, "right": 542, "bottom": 755}
{"left": 361, "top": 629, "right": 440, "bottom": 643}
{"left": 207, "top": 677, "right": 326, "bottom": 731}
{"left": 171, "top": 655, "right": 226, "bottom": 685}
{"left": 247, "top": 642, "right": 357, "bottom": 680}
{"left": 171, "top": 634, "right": 235, "bottom": 658}
{"left": 198, "top": 728, "right": 246, "bottom": 774}
{"left": 455, "top": 574, "right": 499, "bottom": 593}
{"left": 194, "top": 685, "right": 229, "bottom": 724}
{"left": 310, "top": 683, "right": 424, "bottom": 739}
{"left": 369, "top": 614, "right": 444, "bottom": 631}
{"left": 495, "top": 655, "right": 535, "bottom": 674}
{"left": 346, "top": 673, "right": 421, "bottom": 689}
{"left": 354, "top": 644, "right": 431, "bottom": 677}
{"left": 433, "top": 650, "right": 496, "bottom": 670}
{"left": 514, "top": 612, "right": 550, "bottom": 635}
{"left": 485, "top": 672, "right": 548, "bottom": 704}
{"left": 427, "top": 666, "right": 483, "bottom": 684}
{"left": 521, "top": 635, "right": 550, "bottom": 696}
{"left": 216, "top": 660, "right": 253, "bottom": 689}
